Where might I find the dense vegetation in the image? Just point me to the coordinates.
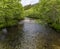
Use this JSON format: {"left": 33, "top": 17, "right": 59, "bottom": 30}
{"left": 39, "top": 0, "right": 60, "bottom": 30}
{"left": 0, "top": 0, "right": 24, "bottom": 28}
{"left": 37, "top": 0, "right": 60, "bottom": 30}
{"left": 0, "top": 0, "right": 60, "bottom": 31}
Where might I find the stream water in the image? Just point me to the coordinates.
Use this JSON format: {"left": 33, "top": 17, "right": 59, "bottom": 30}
{"left": 0, "top": 18, "right": 60, "bottom": 49}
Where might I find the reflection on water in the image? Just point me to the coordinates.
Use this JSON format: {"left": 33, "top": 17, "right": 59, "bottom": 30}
{"left": 0, "top": 18, "right": 60, "bottom": 49}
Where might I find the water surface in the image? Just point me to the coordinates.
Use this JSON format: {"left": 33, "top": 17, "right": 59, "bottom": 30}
{"left": 0, "top": 18, "right": 60, "bottom": 49}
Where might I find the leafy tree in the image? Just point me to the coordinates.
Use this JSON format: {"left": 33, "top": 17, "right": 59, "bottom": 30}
{"left": 34, "top": 0, "right": 60, "bottom": 30}
{"left": 0, "top": 0, "right": 24, "bottom": 28}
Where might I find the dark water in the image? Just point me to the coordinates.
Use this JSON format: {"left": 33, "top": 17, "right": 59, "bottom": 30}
{"left": 0, "top": 18, "right": 60, "bottom": 49}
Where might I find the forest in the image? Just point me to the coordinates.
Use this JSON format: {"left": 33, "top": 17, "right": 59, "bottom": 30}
{"left": 0, "top": 0, "right": 60, "bottom": 31}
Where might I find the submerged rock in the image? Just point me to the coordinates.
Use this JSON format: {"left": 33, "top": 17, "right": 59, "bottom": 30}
{"left": 2, "top": 28, "right": 7, "bottom": 34}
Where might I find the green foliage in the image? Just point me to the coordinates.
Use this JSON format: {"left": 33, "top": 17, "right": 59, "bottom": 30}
{"left": 33, "top": 0, "right": 60, "bottom": 30}
{"left": 0, "top": 0, "right": 24, "bottom": 28}
{"left": 24, "top": 4, "right": 40, "bottom": 19}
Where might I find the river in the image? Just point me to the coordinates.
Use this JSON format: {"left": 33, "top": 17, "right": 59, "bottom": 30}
{"left": 0, "top": 18, "right": 60, "bottom": 49}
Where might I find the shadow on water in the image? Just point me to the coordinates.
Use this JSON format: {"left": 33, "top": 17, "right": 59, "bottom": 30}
{"left": 0, "top": 18, "right": 60, "bottom": 49}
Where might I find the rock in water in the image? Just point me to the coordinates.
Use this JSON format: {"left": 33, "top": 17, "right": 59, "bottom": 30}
{"left": 2, "top": 28, "right": 7, "bottom": 34}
